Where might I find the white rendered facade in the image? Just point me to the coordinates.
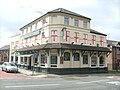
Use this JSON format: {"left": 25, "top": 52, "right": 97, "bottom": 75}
{"left": 10, "top": 8, "right": 110, "bottom": 74}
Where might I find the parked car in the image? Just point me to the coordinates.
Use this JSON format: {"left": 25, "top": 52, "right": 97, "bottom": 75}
{"left": 1, "top": 62, "right": 18, "bottom": 73}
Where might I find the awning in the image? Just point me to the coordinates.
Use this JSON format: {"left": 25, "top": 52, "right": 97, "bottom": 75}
{"left": 19, "top": 54, "right": 33, "bottom": 57}
{"left": 17, "top": 43, "right": 111, "bottom": 52}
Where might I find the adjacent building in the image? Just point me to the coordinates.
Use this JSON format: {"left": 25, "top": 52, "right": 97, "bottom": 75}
{"left": 0, "top": 45, "right": 10, "bottom": 64}
{"left": 107, "top": 40, "right": 120, "bottom": 70}
{"left": 10, "top": 8, "right": 110, "bottom": 74}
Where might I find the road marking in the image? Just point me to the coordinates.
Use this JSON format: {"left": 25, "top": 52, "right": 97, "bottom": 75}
{"left": 5, "top": 84, "right": 60, "bottom": 88}
{"left": 107, "top": 81, "right": 120, "bottom": 85}
{"left": 77, "top": 79, "right": 109, "bottom": 84}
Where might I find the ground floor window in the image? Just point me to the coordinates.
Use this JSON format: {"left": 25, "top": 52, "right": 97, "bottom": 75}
{"left": 20, "top": 57, "right": 23, "bottom": 64}
{"left": 83, "top": 55, "right": 88, "bottom": 64}
{"left": 64, "top": 52, "right": 70, "bottom": 61}
{"left": 41, "top": 54, "right": 46, "bottom": 66}
{"left": 11, "top": 56, "right": 13, "bottom": 62}
{"left": 15, "top": 56, "right": 18, "bottom": 63}
{"left": 50, "top": 54, "right": 57, "bottom": 67}
{"left": 99, "top": 56, "right": 104, "bottom": 66}
{"left": 91, "top": 55, "right": 97, "bottom": 66}
{"left": 74, "top": 53, "right": 80, "bottom": 61}
{"left": 24, "top": 57, "right": 27, "bottom": 64}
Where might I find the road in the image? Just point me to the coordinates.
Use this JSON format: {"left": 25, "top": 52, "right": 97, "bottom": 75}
{"left": 0, "top": 68, "right": 120, "bottom": 90}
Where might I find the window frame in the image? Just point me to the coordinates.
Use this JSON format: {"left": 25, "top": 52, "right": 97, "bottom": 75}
{"left": 91, "top": 55, "right": 97, "bottom": 67}
{"left": 83, "top": 20, "right": 87, "bottom": 29}
{"left": 64, "top": 52, "right": 70, "bottom": 61}
{"left": 41, "top": 54, "right": 46, "bottom": 66}
{"left": 74, "top": 32, "right": 79, "bottom": 43}
{"left": 64, "top": 17, "right": 69, "bottom": 26}
{"left": 51, "top": 30, "right": 57, "bottom": 41}
{"left": 83, "top": 34, "right": 88, "bottom": 44}
{"left": 99, "top": 56, "right": 104, "bottom": 66}
{"left": 92, "top": 35, "right": 96, "bottom": 45}
{"left": 100, "top": 36, "right": 104, "bottom": 46}
{"left": 74, "top": 19, "right": 79, "bottom": 27}
{"left": 83, "top": 55, "right": 88, "bottom": 64}
{"left": 74, "top": 52, "right": 80, "bottom": 61}
{"left": 50, "top": 54, "right": 57, "bottom": 67}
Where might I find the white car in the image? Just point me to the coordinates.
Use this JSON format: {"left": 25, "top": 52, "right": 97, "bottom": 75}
{"left": 1, "top": 62, "right": 18, "bottom": 73}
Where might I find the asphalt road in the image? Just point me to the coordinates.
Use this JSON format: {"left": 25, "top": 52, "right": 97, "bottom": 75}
{"left": 0, "top": 76, "right": 120, "bottom": 90}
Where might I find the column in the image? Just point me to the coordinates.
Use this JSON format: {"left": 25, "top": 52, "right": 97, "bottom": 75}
{"left": 27, "top": 57, "right": 29, "bottom": 65}
{"left": 31, "top": 56, "right": 34, "bottom": 66}
{"left": 17, "top": 53, "right": 20, "bottom": 64}
{"left": 71, "top": 51, "right": 73, "bottom": 68}
{"left": 97, "top": 56, "right": 100, "bottom": 67}
{"left": 89, "top": 55, "right": 91, "bottom": 67}
{"left": 13, "top": 53, "right": 16, "bottom": 63}
{"left": 57, "top": 50, "right": 60, "bottom": 68}
{"left": 38, "top": 51, "right": 41, "bottom": 66}
{"left": 104, "top": 55, "right": 107, "bottom": 67}
{"left": 45, "top": 52, "right": 50, "bottom": 68}
{"left": 9, "top": 51, "right": 12, "bottom": 62}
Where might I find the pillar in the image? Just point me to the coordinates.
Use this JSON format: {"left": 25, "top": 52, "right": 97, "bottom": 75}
{"left": 27, "top": 57, "right": 29, "bottom": 65}
{"left": 89, "top": 55, "right": 91, "bottom": 67}
{"left": 105, "top": 55, "right": 107, "bottom": 67}
{"left": 13, "top": 53, "right": 16, "bottom": 63}
{"left": 38, "top": 51, "right": 41, "bottom": 66}
{"left": 45, "top": 51, "right": 50, "bottom": 68}
{"left": 57, "top": 50, "right": 61, "bottom": 68}
{"left": 18, "top": 53, "right": 20, "bottom": 65}
{"left": 9, "top": 51, "right": 12, "bottom": 62}
{"left": 71, "top": 51, "right": 73, "bottom": 68}
{"left": 97, "top": 56, "right": 100, "bottom": 67}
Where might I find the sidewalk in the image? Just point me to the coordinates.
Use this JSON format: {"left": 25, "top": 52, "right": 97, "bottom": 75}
{"left": 19, "top": 68, "right": 61, "bottom": 78}
{"left": 19, "top": 68, "right": 120, "bottom": 78}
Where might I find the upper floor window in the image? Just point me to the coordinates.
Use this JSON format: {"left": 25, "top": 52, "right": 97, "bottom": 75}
{"left": 28, "top": 26, "right": 31, "bottom": 33}
{"left": 32, "top": 24, "right": 36, "bottom": 31}
{"left": 92, "top": 35, "right": 96, "bottom": 45}
{"left": 63, "top": 30, "right": 70, "bottom": 42}
{"left": 64, "top": 17, "right": 69, "bottom": 26}
{"left": 37, "top": 21, "right": 42, "bottom": 29}
{"left": 51, "top": 30, "right": 57, "bottom": 41}
{"left": 74, "top": 32, "right": 79, "bottom": 43}
{"left": 83, "top": 20, "right": 87, "bottom": 29}
{"left": 15, "top": 41, "right": 19, "bottom": 46}
{"left": 74, "top": 19, "right": 79, "bottom": 27}
{"left": 100, "top": 36, "right": 104, "bottom": 46}
{"left": 11, "top": 42, "right": 14, "bottom": 49}
{"left": 83, "top": 34, "right": 88, "bottom": 44}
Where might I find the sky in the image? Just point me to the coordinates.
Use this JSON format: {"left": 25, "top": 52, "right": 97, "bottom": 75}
{"left": 0, "top": 0, "right": 120, "bottom": 47}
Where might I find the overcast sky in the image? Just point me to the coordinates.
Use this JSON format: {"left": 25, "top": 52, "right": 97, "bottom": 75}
{"left": 0, "top": 0, "right": 120, "bottom": 47}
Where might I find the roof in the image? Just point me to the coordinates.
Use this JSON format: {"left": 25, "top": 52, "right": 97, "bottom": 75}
{"left": 20, "top": 8, "right": 91, "bottom": 30}
{"left": 0, "top": 45, "right": 10, "bottom": 50}
{"left": 90, "top": 29, "right": 107, "bottom": 36}
{"left": 18, "top": 43, "right": 110, "bottom": 52}
{"left": 48, "top": 8, "right": 91, "bottom": 20}
{"left": 107, "top": 40, "right": 120, "bottom": 46}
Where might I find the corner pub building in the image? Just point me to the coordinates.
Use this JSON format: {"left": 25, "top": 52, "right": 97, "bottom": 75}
{"left": 9, "top": 8, "right": 111, "bottom": 74}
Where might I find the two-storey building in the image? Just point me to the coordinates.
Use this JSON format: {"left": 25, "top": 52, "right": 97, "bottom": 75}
{"left": 107, "top": 40, "right": 120, "bottom": 70}
{"left": 10, "top": 8, "right": 110, "bottom": 74}
{"left": 0, "top": 45, "right": 10, "bottom": 64}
